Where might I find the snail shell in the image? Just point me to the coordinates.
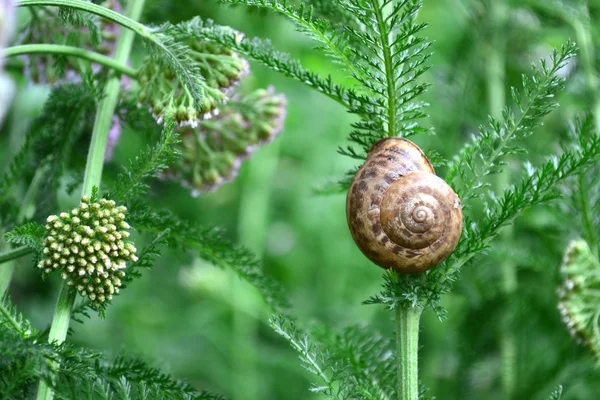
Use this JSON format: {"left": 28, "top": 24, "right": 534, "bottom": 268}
{"left": 346, "top": 138, "right": 463, "bottom": 273}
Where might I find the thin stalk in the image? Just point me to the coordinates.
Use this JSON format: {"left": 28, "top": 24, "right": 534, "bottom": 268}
{"left": 578, "top": 173, "right": 598, "bottom": 258}
{"left": 395, "top": 303, "right": 423, "bottom": 400}
{"left": 35, "top": 1, "right": 145, "bottom": 399}
{"left": 234, "top": 140, "right": 282, "bottom": 400}
{"left": 485, "top": 2, "right": 515, "bottom": 399}
{"left": 18, "top": 0, "right": 148, "bottom": 39}
{"left": 2, "top": 45, "right": 138, "bottom": 78}
{"left": 370, "top": 0, "right": 396, "bottom": 137}
{"left": 0, "top": 166, "right": 47, "bottom": 293}
{"left": 572, "top": 18, "right": 600, "bottom": 134}
{"left": 500, "top": 257, "right": 516, "bottom": 400}
{"left": 34, "top": 284, "right": 76, "bottom": 400}
{"left": 16, "top": 165, "right": 47, "bottom": 223}
{"left": 82, "top": 2, "right": 145, "bottom": 195}
{"left": 571, "top": 7, "right": 600, "bottom": 257}
{"left": 0, "top": 239, "right": 21, "bottom": 292}
{"left": 0, "top": 246, "right": 33, "bottom": 265}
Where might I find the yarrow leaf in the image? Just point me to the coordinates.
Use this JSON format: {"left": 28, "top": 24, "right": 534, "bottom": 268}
{"left": 107, "top": 117, "right": 181, "bottom": 202}
{"left": 128, "top": 202, "right": 289, "bottom": 313}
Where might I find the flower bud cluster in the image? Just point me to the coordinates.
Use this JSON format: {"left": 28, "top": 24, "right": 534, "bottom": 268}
{"left": 161, "top": 87, "right": 287, "bottom": 194}
{"left": 136, "top": 30, "right": 250, "bottom": 127}
{"left": 38, "top": 196, "right": 138, "bottom": 308}
{"left": 557, "top": 240, "right": 600, "bottom": 362}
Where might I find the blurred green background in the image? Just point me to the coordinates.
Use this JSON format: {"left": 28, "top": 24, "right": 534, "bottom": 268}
{"left": 3, "top": 0, "right": 600, "bottom": 399}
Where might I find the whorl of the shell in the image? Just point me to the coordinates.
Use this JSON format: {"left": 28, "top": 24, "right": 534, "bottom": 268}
{"left": 346, "top": 138, "right": 463, "bottom": 273}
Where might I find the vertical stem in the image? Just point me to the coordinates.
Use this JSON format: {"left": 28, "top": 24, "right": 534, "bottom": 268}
{"left": 572, "top": 17, "right": 600, "bottom": 134}
{"left": 0, "top": 236, "right": 15, "bottom": 293}
{"left": 500, "top": 259, "right": 516, "bottom": 399}
{"left": 485, "top": 2, "right": 515, "bottom": 398}
{"left": 571, "top": 6, "right": 600, "bottom": 258}
{"left": 82, "top": 1, "right": 144, "bottom": 195}
{"left": 34, "top": 285, "right": 77, "bottom": 400}
{"left": 578, "top": 173, "right": 598, "bottom": 258}
{"left": 233, "top": 141, "right": 282, "bottom": 400}
{"left": 36, "top": 1, "right": 145, "bottom": 399}
{"left": 485, "top": 0, "right": 506, "bottom": 119}
{"left": 0, "top": 165, "right": 47, "bottom": 294}
{"left": 395, "top": 303, "right": 423, "bottom": 400}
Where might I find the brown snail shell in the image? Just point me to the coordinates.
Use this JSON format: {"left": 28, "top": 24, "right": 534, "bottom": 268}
{"left": 346, "top": 138, "right": 463, "bottom": 273}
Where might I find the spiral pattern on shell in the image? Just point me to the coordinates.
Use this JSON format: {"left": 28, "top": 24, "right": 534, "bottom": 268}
{"left": 346, "top": 138, "right": 463, "bottom": 273}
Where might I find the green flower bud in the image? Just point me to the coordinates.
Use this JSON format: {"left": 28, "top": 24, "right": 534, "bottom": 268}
{"left": 39, "top": 196, "right": 138, "bottom": 309}
{"left": 558, "top": 240, "right": 600, "bottom": 365}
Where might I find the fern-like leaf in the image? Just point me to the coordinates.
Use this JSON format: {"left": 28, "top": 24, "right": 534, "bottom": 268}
{"left": 174, "top": 17, "right": 351, "bottom": 108}
{"left": 447, "top": 41, "right": 577, "bottom": 201}
{"left": 270, "top": 315, "right": 344, "bottom": 399}
{"left": 223, "top": 0, "right": 359, "bottom": 77}
{"left": 107, "top": 118, "right": 181, "bottom": 202}
{"left": 128, "top": 202, "right": 289, "bottom": 313}
{"left": 5, "top": 223, "right": 45, "bottom": 254}
{"left": 0, "top": 296, "right": 35, "bottom": 338}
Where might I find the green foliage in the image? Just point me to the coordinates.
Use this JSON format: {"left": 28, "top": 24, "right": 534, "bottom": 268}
{"left": 219, "top": 0, "right": 432, "bottom": 158}
{"left": 272, "top": 315, "right": 422, "bottom": 399}
{"left": 108, "top": 118, "right": 181, "bottom": 202}
{"left": 0, "top": 322, "right": 223, "bottom": 399}
{"left": 367, "top": 109, "right": 600, "bottom": 315}
{"left": 5, "top": 0, "right": 600, "bottom": 398}
{"left": 121, "top": 228, "right": 171, "bottom": 289}
{"left": 0, "top": 293, "right": 223, "bottom": 399}
{"left": 4, "top": 223, "right": 45, "bottom": 253}
{"left": 128, "top": 202, "right": 289, "bottom": 313}
{"left": 270, "top": 315, "right": 347, "bottom": 399}
{"left": 57, "top": 7, "right": 101, "bottom": 48}
{"left": 440, "top": 111, "right": 600, "bottom": 283}
{"left": 173, "top": 17, "right": 351, "bottom": 107}
{"left": 224, "top": 0, "right": 354, "bottom": 73}
{"left": 447, "top": 41, "right": 578, "bottom": 202}
{"left": 0, "top": 142, "right": 32, "bottom": 225}
{"left": 0, "top": 295, "right": 34, "bottom": 339}
{"left": 30, "top": 82, "right": 99, "bottom": 218}
{"left": 317, "top": 324, "right": 398, "bottom": 400}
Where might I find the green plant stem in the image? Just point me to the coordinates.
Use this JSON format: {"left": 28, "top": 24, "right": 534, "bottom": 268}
{"left": 500, "top": 257, "right": 516, "bottom": 400}
{"left": 18, "top": 0, "right": 148, "bottom": 39}
{"left": 485, "top": 2, "right": 515, "bottom": 399}
{"left": 234, "top": 141, "right": 282, "bottom": 400}
{"left": 371, "top": 0, "right": 396, "bottom": 137}
{"left": 3, "top": 45, "right": 138, "bottom": 78}
{"left": 0, "top": 238, "right": 12, "bottom": 294}
{"left": 0, "top": 166, "right": 47, "bottom": 293}
{"left": 82, "top": 3, "right": 145, "bottom": 195}
{"left": 0, "top": 246, "right": 33, "bottom": 265}
{"left": 34, "top": 285, "right": 76, "bottom": 400}
{"left": 395, "top": 303, "right": 423, "bottom": 400}
{"left": 578, "top": 171, "right": 598, "bottom": 257}
{"left": 35, "top": 1, "right": 145, "bottom": 399}
{"left": 571, "top": 7, "right": 600, "bottom": 258}
{"left": 572, "top": 18, "right": 600, "bottom": 134}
